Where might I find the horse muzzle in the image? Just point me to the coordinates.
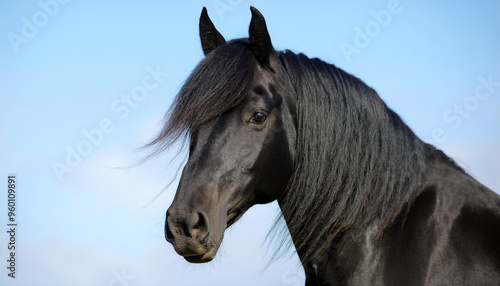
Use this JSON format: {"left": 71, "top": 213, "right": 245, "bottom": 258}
{"left": 165, "top": 206, "right": 222, "bottom": 263}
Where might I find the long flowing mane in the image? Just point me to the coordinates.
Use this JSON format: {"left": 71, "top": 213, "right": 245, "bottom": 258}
{"left": 149, "top": 40, "right": 439, "bottom": 262}
{"left": 277, "top": 50, "right": 429, "bottom": 261}
{"left": 147, "top": 40, "right": 255, "bottom": 153}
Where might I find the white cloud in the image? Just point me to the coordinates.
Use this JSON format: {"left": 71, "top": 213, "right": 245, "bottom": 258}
{"left": 59, "top": 144, "right": 179, "bottom": 213}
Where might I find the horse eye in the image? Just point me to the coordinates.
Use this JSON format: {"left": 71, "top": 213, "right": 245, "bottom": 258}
{"left": 249, "top": 112, "right": 267, "bottom": 124}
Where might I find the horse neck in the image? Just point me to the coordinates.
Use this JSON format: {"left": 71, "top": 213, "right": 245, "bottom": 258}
{"left": 276, "top": 55, "right": 429, "bottom": 264}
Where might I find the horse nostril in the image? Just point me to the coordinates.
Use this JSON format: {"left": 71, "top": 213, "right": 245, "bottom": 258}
{"left": 191, "top": 212, "right": 209, "bottom": 238}
{"left": 192, "top": 212, "right": 205, "bottom": 230}
{"left": 165, "top": 208, "right": 209, "bottom": 241}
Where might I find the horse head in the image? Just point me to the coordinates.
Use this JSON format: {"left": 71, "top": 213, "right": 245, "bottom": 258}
{"left": 164, "top": 7, "right": 296, "bottom": 263}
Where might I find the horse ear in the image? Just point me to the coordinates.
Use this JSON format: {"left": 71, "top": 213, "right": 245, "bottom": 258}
{"left": 199, "top": 7, "right": 226, "bottom": 56}
{"left": 249, "top": 6, "right": 274, "bottom": 67}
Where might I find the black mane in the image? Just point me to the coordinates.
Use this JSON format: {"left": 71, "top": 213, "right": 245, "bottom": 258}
{"left": 151, "top": 40, "right": 430, "bottom": 262}
{"left": 277, "top": 51, "right": 428, "bottom": 261}
{"left": 147, "top": 40, "right": 255, "bottom": 152}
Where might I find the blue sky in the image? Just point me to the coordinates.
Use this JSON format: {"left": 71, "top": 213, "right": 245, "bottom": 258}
{"left": 0, "top": 1, "right": 499, "bottom": 285}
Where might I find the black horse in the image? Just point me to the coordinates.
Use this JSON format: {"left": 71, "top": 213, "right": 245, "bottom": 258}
{"left": 150, "top": 7, "right": 500, "bottom": 285}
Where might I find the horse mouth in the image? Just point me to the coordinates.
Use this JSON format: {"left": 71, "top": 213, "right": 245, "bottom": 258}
{"left": 180, "top": 210, "right": 246, "bottom": 263}
{"left": 183, "top": 253, "right": 214, "bottom": 263}
{"left": 184, "top": 254, "right": 214, "bottom": 263}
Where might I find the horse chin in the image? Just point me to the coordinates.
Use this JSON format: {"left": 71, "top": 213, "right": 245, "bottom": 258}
{"left": 172, "top": 233, "right": 223, "bottom": 264}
